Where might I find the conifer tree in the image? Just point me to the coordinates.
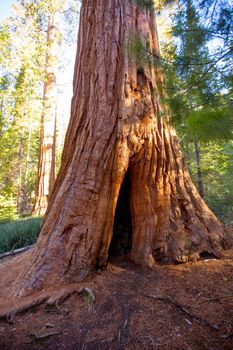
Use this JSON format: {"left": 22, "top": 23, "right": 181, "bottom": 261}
{"left": 12, "top": 0, "right": 232, "bottom": 297}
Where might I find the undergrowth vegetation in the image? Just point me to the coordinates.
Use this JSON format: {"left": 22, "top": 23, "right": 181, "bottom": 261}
{"left": 0, "top": 217, "right": 42, "bottom": 254}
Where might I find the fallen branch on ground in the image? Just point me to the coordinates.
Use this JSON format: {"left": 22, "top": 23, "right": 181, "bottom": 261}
{"left": 0, "top": 245, "right": 34, "bottom": 260}
{"left": 30, "top": 330, "right": 61, "bottom": 340}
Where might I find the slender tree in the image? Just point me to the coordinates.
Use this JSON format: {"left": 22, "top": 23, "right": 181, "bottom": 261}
{"left": 33, "top": 9, "right": 61, "bottom": 216}
{"left": 33, "top": 0, "right": 79, "bottom": 215}
{"left": 14, "top": 0, "right": 232, "bottom": 297}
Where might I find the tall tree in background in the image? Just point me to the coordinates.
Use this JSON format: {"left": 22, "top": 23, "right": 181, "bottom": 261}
{"left": 14, "top": 0, "right": 232, "bottom": 296}
{"left": 174, "top": 0, "right": 209, "bottom": 197}
{"left": 0, "top": 0, "right": 78, "bottom": 218}
{"left": 33, "top": 4, "right": 61, "bottom": 216}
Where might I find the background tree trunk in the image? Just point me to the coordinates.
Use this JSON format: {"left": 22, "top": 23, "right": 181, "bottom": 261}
{"left": 33, "top": 12, "right": 60, "bottom": 216}
{"left": 194, "top": 141, "right": 204, "bottom": 198}
{"left": 0, "top": 97, "right": 4, "bottom": 137}
{"left": 18, "top": 0, "right": 232, "bottom": 296}
{"left": 16, "top": 135, "right": 24, "bottom": 213}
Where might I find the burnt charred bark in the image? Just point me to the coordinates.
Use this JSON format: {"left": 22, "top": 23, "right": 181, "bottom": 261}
{"left": 17, "top": 0, "right": 232, "bottom": 296}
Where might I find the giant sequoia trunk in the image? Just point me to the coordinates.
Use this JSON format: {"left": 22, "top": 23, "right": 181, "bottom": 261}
{"left": 18, "top": 0, "right": 232, "bottom": 295}
{"left": 33, "top": 12, "right": 60, "bottom": 216}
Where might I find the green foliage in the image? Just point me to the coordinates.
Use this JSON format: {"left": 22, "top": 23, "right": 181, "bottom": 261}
{"left": 134, "top": 0, "right": 176, "bottom": 12}
{"left": 0, "top": 194, "right": 16, "bottom": 222}
{"left": 0, "top": 217, "right": 42, "bottom": 253}
{"left": 183, "top": 141, "right": 233, "bottom": 225}
{"left": 0, "top": 0, "right": 46, "bottom": 215}
{"left": 134, "top": 0, "right": 154, "bottom": 10}
{"left": 158, "top": 0, "right": 233, "bottom": 224}
{"left": 128, "top": 31, "right": 163, "bottom": 73}
{"left": 128, "top": 33, "right": 150, "bottom": 67}
{"left": 83, "top": 287, "right": 95, "bottom": 312}
{"left": 0, "top": 25, "right": 11, "bottom": 65}
{"left": 199, "top": 0, "right": 233, "bottom": 40}
{"left": 187, "top": 108, "right": 233, "bottom": 142}
{"left": 0, "top": 0, "right": 79, "bottom": 217}
{"left": 161, "top": 0, "right": 232, "bottom": 116}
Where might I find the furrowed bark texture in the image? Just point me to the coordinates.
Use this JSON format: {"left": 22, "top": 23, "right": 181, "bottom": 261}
{"left": 18, "top": 0, "right": 232, "bottom": 295}
{"left": 33, "top": 13, "right": 60, "bottom": 216}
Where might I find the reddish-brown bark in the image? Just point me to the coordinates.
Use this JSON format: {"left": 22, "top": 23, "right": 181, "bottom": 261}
{"left": 33, "top": 12, "right": 60, "bottom": 216}
{"left": 17, "top": 0, "right": 232, "bottom": 296}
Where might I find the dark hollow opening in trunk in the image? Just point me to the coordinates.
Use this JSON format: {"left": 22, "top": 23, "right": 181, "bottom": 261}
{"left": 200, "top": 251, "right": 217, "bottom": 260}
{"left": 109, "top": 170, "right": 132, "bottom": 257}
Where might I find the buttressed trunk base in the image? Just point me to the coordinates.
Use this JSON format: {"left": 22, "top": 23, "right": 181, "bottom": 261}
{"left": 17, "top": 0, "right": 232, "bottom": 296}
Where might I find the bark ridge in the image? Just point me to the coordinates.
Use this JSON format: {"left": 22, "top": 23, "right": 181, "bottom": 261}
{"left": 17, "top": 0, "right": 232, "bottom": 295}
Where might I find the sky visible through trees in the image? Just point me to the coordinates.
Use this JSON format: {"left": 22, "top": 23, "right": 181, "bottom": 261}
{"left": 1, "top": 0, "right": 78, "bottom": 136}
{"left": 0, "top": 0, "right": 15, "bottom": 21}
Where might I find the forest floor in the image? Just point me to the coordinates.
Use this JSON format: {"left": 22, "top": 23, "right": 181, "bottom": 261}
{"left": 0, "top": 249, "right": 232, "bottom": 350}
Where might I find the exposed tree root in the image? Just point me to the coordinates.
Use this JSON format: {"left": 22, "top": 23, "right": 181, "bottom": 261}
{"left": 0, "top": 295, "right": 49, "bottom": 323}
{"left": 0, "top": 286, "right": 95, "bottom": 323}
{"left": 46, "top": 286, "right": 95, "bottom": 309}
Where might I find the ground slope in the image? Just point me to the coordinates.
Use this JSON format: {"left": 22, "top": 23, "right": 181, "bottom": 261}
{"left": 0, "top": 250, "right": 232, "bottom": 350}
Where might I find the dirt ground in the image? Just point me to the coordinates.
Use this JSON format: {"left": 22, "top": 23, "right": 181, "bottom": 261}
{"left": 0, "top": 250, "right": 232, "bottom": 350}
